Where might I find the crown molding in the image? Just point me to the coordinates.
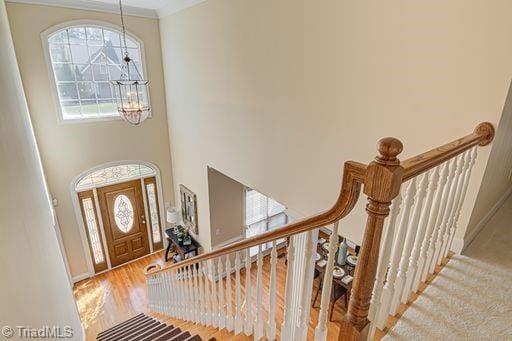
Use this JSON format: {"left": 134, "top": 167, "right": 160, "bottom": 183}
{"left": 156, "top": 0, "right": 206, "bottom": 18}
{"left": 5, "top": 0, "right": 159, "bottom": 19}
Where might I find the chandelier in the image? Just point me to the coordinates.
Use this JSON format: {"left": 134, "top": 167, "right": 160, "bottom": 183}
{"left": 111, "top": 0, "right": 150, "bottom": 125}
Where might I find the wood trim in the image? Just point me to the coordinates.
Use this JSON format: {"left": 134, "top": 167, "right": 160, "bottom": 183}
{"left": 402, "top": 122, "right": 495, "bottom": 181}
{"left": 148, "top": 161, "right": 367, "bottom": 276}
{"left": 143, "top": 176, "right": 164, "bottom": 251}
{"left": 78, "top": 190, "right": 108, "bottom": 273}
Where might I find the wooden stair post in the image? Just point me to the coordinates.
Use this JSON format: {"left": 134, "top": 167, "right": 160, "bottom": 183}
{"left": 338, "top": 137, "right": 404, "bottom": 340}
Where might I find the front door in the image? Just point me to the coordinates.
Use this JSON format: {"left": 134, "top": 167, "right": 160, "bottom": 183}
{"left": 97, "top": 179, "right": 150, "bottom": 267}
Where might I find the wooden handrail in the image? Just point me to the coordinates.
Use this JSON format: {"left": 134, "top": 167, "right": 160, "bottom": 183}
{"left": 146, "top": 161, "right": 367, "bottom": 276}
{"left": 402, "top": 122, "right": 495, "bottom": 181}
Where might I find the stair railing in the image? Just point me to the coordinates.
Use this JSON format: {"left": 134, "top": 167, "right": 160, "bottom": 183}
{"left": 145, "top": 122, "right": 494, "bottom": 341}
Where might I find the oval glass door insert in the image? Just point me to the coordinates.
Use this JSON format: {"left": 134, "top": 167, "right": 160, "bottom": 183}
{"left": 114, "top": 194, "right": 134, "bottom": 233}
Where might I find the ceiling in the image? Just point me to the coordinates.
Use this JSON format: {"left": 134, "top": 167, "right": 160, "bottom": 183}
{"left": 6, "top": 0, "right": 206, "bottom": 18}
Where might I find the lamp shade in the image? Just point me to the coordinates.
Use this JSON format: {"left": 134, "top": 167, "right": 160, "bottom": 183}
{"left": 166, "top": 207, "right": 180, "bottom": 224}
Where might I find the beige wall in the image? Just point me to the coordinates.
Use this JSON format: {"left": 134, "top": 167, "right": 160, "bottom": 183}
{"left": 208, "top": 167, "right": 245, "bottom": 248}
{"left": 465, "top": 83, "right": 512, "bottom": 246}
{"left": 159, "top": 0, "right": 511, "bottom": 250}
{"left": 6, "top": 3, "right": 174, "bottom": 278}
{"left": 0, "top": 0, "right": 82, "bottom": 334}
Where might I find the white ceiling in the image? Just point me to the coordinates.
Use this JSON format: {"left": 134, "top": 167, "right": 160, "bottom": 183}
{"left": 6, "top": 0, "right": 206, "bottom": 18}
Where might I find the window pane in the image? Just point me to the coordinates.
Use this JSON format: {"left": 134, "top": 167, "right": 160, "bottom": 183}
{"left": 268, "top": 197, "right": 286, "bottom": 216}
{"left": 92, "top": 64, "right": 109, "bottom": 81}
{"left": 89, "top": 46, "right": 106, "bottom": 64}
{"left": 49, "top": 30, "right": 68, "bottom": 44}
{"left": 109, "top": 65, "right": 122, "bottom": 79}
{"left": 107, "top": 47, "right": 123, "bottom": 65}
{"left": 53, "top": 64, "right": 75, "bottom": 81}
{"left": 86, "top": 27, "right": 103, "bottom": 45}
{"left": 114, "top": 195, "right": 134, "bottom": 233}
{"left": 77, "top": 82, "right": 95, "bottom": 100}
{"left": 146, "top": 183, "right": 162, "bottom": 244}
{"left": 80, "top": 100, "right": 99, "bottom": 115}
{"left": 245, "top": 189, "right": 268, "bottom": 226}
{"left": 57, "top": 83, "right": 78, "bottom": 100}
{"left": 126, "top": 36, "right": 138, "bottom": 48}
{"left": 70, "top": 45, "right": 89, "bottom": 63}
{"left": 127, "top": 48, "right": 140, "bottom": 64}
{"left": 50, "top": 44, "right": 71, "bottom": 63}
{"left": 67, "top": 27, "right": 86, "bottom": 44}
{"left": 61, "top": 100, "right": 81, "bottom": 118}
{"left": 104, "top": 30, "right": 121, "bottom": 47}
{"left": 82, "top": 198, "right": 105, "bottom": 264}
{"left": 98, "top": 99, "right": 116, "bottom": 115}
{"left": 75, "top": 64, "right": 93, "bottom": 81}
{"left": 96, "top": 82, "right": 112, "bottom": 99}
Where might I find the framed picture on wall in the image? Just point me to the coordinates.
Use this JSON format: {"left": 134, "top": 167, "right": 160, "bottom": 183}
{"left": 180, "top": 184, "right": 198, "bottom": 235}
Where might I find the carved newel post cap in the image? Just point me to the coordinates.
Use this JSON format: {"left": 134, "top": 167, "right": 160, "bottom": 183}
{"left": 474, "top": 122, "right": 495, "bottom": 146}
{"left": 376, "top": 137, "right": 403, "bottom": 165}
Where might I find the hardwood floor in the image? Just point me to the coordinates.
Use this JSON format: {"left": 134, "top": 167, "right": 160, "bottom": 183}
{"left": 74, "top": 250, "right": 346, "bottom": 340}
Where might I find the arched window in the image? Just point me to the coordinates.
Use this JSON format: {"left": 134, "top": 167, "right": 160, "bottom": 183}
{"left": 43, "top": 22, "right": 145, "bottom": 122}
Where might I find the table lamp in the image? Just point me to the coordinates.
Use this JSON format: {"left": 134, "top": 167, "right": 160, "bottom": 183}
{"left": 166, "top": 207, "right": 180, "bottom": 235}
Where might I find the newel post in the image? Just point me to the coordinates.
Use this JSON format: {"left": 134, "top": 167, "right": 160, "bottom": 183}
{"left": 338, "top": 137, "right": 404, "bottom": 340}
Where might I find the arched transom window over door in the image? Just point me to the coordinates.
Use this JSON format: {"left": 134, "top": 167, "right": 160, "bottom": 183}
{"left": 43, "top": 22, "right": 146, "bottom": 122}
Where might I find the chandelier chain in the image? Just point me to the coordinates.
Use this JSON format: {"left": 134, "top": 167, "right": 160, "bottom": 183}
{"left": 118, "top": 0, "right": 128, "bottom": 55}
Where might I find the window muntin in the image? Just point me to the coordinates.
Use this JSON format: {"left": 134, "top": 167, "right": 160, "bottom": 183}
{"left": 46, "top": 25, "right": 144, "bottom": 121}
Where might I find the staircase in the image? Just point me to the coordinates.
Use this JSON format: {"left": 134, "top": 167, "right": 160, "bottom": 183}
{"left": 144, "top": 122, "right": 495, "bottom": 341}
{"left": 96, "top": 313, "right": 204, "bottom": 341}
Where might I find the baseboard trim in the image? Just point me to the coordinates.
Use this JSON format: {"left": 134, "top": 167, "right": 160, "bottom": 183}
{"left": 72, "top": 272, "right": 90, "bottom": 284}
{"left": 462, "top": 185, "right": 512, "bottom": 252}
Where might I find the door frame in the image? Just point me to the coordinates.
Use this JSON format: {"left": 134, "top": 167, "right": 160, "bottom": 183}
{"left": 70, "top": 160, "right": 166, "bottom": 281}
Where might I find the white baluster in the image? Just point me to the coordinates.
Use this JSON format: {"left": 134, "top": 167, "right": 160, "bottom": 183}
{"left": 369, "top": 192, "right": 403, "bottom": 334}
{"left": 147, "top": 276, "right": 153, "bottom": 311}
{"left": 445, "top": 147, "right": 477, "bottom": 257}
{"left": 193, "top": 265, "right": 200, "bottom": 322}
{"left": 297, "top": 230, "right": 318, "bottom": 341}
{"left": 399, "top": 174, "right": 430, "bottom": 304}
{"left": 267, "top": 241, "right": 278, "bottom": 341}
{"left": 184, "top": 267, "right": 191, "bottom": 321}
{"left": 280, "top": 236, "right": 296, "bottom": 340}
{"left": 411, "top": 165, "right": 442, "bottom": 292}
{"left": 315, "top": 222, "right": 340, "bottom": 341}
{"left": 436, "top": 154, "right": 466, "bottom": 266}
{"left": 235, "top": 252, "right": 243, "bottom": 334}
{"left": 402, "top": 170, "right": 436, "bottom": 301}
{"left": 210, "top": 260, "right": 218, "bottom": 328}
{"left": 226, "top": 255, "right": 234, "bottom": 332}
{"left": 426, "top": 158, "right": 457, "bottom": 275}
{"left": 218, "top": 258, "right": 225, "bottom": 329}
{"left": 379, "top": 180, "right": 416, "bottom": 318}
{"left": 254, "top": 245, "right": 264, "bottom": 340}
{"left": 163, "top": 272, "right": 171, "bottom": 316}
{"left": 175, "top": 269, "right": 183, "bottom": 319}
{"left": 244, "top": 248, "right": 253, "bottom": 336}
{"left": 203, "top": 262, "right": 212, "bottom": 326}
{"left": 188, "top": 266, "right": 196, "bottom": 322}
{"left": 198, "top": 263, "right": 206, "bottom": 325}
{"left": 420, "top": 162, "right": 450, "bottom": 282}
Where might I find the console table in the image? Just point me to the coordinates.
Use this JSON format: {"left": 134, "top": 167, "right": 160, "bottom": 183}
{"left": 164, "top": 228, "right": 200, "bottom": 262}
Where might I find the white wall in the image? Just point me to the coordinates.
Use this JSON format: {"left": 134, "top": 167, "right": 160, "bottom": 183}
{"left": 465, "top": 83, "right": 512, "bottom": 248}
{"left": 6, "top": 2, "right": 175, "bottom": 278}
{"left": 208, "top": 167, "right": 245, "bottom": 248}
{"left": 0, "top": 0, "right": 82, "bottom": 335}
{"left": 159, "top": 0, "right": 510, "bottom": 251}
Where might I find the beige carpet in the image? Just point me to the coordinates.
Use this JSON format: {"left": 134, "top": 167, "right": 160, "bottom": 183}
{"left": 384, "top": 195, "right": 512, "bottom": 340}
